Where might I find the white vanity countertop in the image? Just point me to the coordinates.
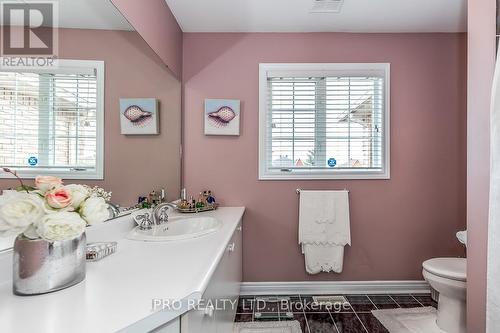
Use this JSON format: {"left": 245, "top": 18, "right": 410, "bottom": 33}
{"left": 0, "top": 206, "right": 245, "bottom": 333}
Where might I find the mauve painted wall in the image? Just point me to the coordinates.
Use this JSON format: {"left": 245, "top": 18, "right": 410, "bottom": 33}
{"left": 112, "top": 0, "right": 183, "bottom": 80}
{"left": 183, "top": 33, "right": 467, "bottom": 281}
{"left": 467, "top": 0, "right": 496, "bottom": 331}
{"left": 0, "top": 29, "right": 182, "bottom": 206}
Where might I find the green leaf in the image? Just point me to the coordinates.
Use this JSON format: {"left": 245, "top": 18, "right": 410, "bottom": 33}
{"left": 16, "top": 185, "right": 36, "bottom": 192}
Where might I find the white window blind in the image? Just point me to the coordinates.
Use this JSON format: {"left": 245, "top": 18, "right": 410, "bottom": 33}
{"left": 0, "top": 60, "right": 104, "bottom": 179}
{"left": 259, "top": 63, "right": 390, "bottom": 180}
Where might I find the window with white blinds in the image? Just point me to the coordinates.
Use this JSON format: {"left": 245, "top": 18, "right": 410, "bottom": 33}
{"left": 0, "top": 60, "right": 104, "bottom": 179}
{"left": 259, "top": 63, "right": 390, "bottom": 180}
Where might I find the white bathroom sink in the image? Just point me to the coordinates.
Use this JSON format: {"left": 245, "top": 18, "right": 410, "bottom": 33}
{"left": 127, "top": 216, "right": 222, "bottom": 241}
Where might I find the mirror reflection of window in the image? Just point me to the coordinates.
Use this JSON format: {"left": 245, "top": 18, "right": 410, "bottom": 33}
{"left": 0, "top": 0, "right": 182, "bottom": 254}
{"left": 0, "top": 60, "right": 104, "bottom": 179}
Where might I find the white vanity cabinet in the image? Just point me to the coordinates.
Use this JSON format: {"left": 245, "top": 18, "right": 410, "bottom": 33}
{"left": 0, "top": 208, "right": 245, "bottom": 333}
{"left": 180, "top": 219, "right": 243, "bottom": 333}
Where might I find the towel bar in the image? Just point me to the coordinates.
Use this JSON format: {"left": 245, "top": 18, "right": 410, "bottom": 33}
{"left": 296, "top": 188, "right": 349, "bottom": 194}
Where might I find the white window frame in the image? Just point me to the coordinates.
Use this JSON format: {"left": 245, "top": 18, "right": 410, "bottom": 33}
{"left": 259, "top": 63, "right": 390, "bottom": 180}
{"left": 0, "top": 59, "right": 105, "bottom": 180}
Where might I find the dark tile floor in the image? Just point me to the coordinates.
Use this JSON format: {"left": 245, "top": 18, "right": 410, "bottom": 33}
{"left": 235, "top": 293, "right": 437, "bottom": 333}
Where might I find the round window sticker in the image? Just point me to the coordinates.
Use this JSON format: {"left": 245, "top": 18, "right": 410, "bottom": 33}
{"left": 327, "top": 158, "right": 337, "bottom": 168}
{"left": 28, "top": 156, "right": 38, "bottom": 166}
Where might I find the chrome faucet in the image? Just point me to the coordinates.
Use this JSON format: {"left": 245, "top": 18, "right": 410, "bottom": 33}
{"left": 152, "top": 202, "right": 177, "bottom": 225}
{"left": 107, "top": 202, "right": 121, "bottom": 219}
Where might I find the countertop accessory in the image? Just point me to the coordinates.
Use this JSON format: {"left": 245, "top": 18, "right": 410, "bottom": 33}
{"left": 176, "top": 203, "right": 219, "bottom": 214}
{"left": 0, "top": 171, "right": 111, "bottom": 295}
{"left": 13, "top": 233, "right": 86, "bottom": 296}
{"left": 206, "top": 190, "right": 216, "bottom": 204}
{"left": 86, "top": 242, "right": 117, "bottom": 262}
{"left": 161, "top": 188, "right": 166, "bottom": 202}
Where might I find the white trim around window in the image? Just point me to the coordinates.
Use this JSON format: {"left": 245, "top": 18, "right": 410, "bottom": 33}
{"left": 0, "top": 59, "right": 105, "bottom": 180}
{"left": 259, "top": 63, "right": 390, "bottom": 180}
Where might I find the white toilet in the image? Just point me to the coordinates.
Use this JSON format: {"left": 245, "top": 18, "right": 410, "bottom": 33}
{"left": 422, "top": 257, "right": 466, "bottom": 333}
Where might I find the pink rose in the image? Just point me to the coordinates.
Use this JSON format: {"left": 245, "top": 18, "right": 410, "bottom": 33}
{"left": 35, "top": 176, "right": 63, "bottom": 193}
{"left": 46, "top": 188, "right": 72, "bottom": 209}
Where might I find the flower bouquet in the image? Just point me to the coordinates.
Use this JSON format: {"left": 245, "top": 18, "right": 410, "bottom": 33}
{"left": 0, "top": 168, "right": 111, "bottom": 295}
{"left": 0, "top": 169, "right": 110, "bottom": 241}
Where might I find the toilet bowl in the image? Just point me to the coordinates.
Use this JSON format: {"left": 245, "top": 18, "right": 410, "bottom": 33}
{"left": 422, "top": 257, "right": 466, "bottom": 333}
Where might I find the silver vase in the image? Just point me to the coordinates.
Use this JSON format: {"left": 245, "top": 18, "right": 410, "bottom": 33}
{"left": 13, "top": 232, "right": 86, "bottom": 296}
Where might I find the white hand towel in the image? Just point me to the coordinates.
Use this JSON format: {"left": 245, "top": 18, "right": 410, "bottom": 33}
{"left": 298, "top": 190, "right": 350, "bottom": 274}
{"left": 299, "top": 190, "right": 350, "bottom": 246}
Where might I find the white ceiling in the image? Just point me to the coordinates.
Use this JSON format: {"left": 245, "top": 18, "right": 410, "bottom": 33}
{"left": 165, "top": 0, "right": 467, "bottom": 33}
{"left": 57, "top": 0, "right": 133, "bottom": 30}
{"left": 0, "top": 0, "right": 133, "bottom": 30}
{"left": 0, "top": 0, "right": 134, "bottom": 31}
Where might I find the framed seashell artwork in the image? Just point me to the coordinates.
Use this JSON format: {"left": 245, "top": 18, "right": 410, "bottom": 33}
{"left": 119, "top": 98, "right": 159, "bottom": 135}
{"left": 204, "top": 99, "right": 240, "bottom": 136}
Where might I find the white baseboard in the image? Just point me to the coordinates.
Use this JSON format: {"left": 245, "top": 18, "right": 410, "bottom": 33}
{"left": 240, "top": 281, "right": 430, "bottom": 295}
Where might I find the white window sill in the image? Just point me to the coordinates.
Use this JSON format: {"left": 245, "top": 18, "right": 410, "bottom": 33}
{"left": 259, "top": 170, "right": 390, "bottom": 180}
{"left": 0, "top": 169, "right": 103, "bottom": 180}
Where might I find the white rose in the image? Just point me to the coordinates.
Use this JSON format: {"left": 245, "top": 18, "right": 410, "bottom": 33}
{"left": 64, "top": 184, "right": 89, "bottom": 208}
{"left": 0, "top": 192, "right": 45, "bottom": 237}
{"left": 35, "top": 212, "right": 86, "bottom": 241}
{"left": 80, "top": 197, "right": 109, "bottom": 225}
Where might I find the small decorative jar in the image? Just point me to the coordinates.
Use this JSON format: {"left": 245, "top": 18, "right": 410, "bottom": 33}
{"left": 12, "top": 232, "right": 86, "bottom": 296}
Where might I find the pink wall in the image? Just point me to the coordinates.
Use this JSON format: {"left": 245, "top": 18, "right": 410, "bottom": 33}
{"left": 112, "top": 0, "right": 183, "bottom": 80}
{"left": 467, "top": 0, "right": 496, "bottom": 331}
{"left": 0, "top": 29, "right": 182, "bottom": 206}
{"left": 183, "top": 33, "right": 467, "bottom": 281}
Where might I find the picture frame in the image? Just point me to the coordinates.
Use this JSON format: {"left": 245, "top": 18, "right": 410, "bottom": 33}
{"left": 204, "top": 99, "right": 240, "bottom": 136}
{"left": 119, "top": 98, "right": 159, "bottom": 135}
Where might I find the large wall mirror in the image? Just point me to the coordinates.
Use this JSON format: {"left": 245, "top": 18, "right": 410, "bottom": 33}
{"left": 0, "top": 0, "right": 182, "bottom": 251}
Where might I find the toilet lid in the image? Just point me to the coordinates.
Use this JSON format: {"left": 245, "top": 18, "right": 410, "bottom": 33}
{"left": 423, "top": 258, "right": 466, "bottom": 282}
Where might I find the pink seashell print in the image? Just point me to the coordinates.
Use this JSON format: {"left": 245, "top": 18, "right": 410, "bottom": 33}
{"left": 123, "top": 105, "right": 153, "bottom": 127}
{"left": 207, "top": 106, "right": 236, "bottom": 128}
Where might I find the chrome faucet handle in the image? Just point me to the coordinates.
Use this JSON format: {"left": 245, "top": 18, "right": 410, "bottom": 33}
{"left": 136, "top": 212, "right": 153, "bottom": 230}
{"left": 152, "top": 202, "right": 177, "bottom": 225}
{"left": 157, "top": 207, "right": 169, "bottom": 224}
